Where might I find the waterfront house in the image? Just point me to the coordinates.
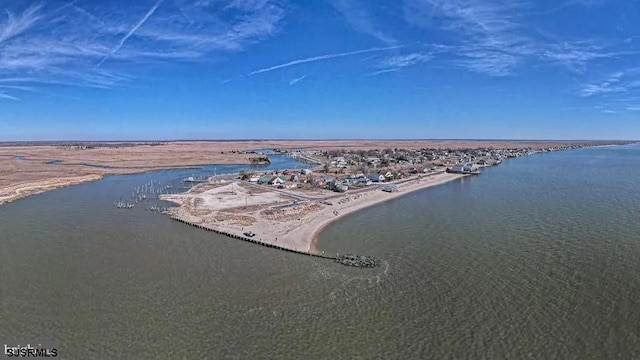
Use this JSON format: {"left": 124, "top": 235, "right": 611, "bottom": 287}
{"left": 369, "top": 174, "right": 385, "bottom": 182}
{"left": 268, "top": 176, "right": 285, "bottom": 185}
{"left": 300, "top": 169, "right": 312, "bottom": 175}
{"left": 258, "top": 176, "right": 273, "bottom": 184}
{"left": 248, "top": 176, "right": 260, "bottom": 183}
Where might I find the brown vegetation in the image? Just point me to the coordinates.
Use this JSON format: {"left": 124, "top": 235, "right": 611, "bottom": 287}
{"left": 0, "top": 140, "right": 629, "bottom": 205}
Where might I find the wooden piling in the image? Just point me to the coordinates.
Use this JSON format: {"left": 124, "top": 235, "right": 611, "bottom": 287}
{"left": 170, "top": 217, "right": 336, "bottom": 260}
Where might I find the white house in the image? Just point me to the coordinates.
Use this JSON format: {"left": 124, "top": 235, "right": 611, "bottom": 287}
{"left": 268, "top": 176, "right": 285, "bottom": 185}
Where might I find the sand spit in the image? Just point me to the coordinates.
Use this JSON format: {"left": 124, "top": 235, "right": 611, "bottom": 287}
{"left": 161, "top": 173, "right": 466, "bottom": 254}
{"left": 0, "top": 175, "right": 103, "bottom": 205}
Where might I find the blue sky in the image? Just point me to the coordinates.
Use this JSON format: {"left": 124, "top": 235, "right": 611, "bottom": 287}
{"left": 0, "top": 0, "right": 639, "bottom": 140}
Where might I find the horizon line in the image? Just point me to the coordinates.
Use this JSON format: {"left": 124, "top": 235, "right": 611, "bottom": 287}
{"left": 0, "top": 138, "right": 637, "bottom": 143}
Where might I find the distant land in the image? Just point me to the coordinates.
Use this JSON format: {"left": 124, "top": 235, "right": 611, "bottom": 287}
{"left": 0, "top": 140, "right": 634, "bottom": 206}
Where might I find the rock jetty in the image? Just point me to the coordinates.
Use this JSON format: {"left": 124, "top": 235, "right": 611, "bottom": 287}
{"left": 336, "top": 254, "right": 379, "bottom": 268}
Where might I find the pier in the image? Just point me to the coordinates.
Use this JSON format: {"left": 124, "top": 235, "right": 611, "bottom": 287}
{"left": 169, "top": 216, "right": 379, "bottom": 267}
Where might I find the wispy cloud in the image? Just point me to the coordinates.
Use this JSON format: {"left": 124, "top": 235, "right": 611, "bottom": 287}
{"left": 533, "top": 0, "right": 610, "bottom": 15}
{"left": 289, "top": 74, "right": 306, "bottom": 85}
{"left": 368, "top": 52, "right": 432, "bottom": 76}
{"left": 403, "top": 0, "right": 533, "bottom": 76}
{"left": 367, "top": 68, "right": 399, "bottom": 76}
{"left": 0, "top": 4, "right": 43, "bottom": 44}
{"left": 0, "top": 92, "right": 20, "bottom": 101}
{"left": 0, "top": 0, "right": 288, "bottom": 100}
{"left": 0, "top": 84, "right": 36, "bottom": 92}
{"left": 579, "top": 68, "right": 640, "bottom": 97}
{"left": 379, "top": 52, "right": 432, "bottom": 68}
{"left": 540, "top": 40, "right": 637, "bottom": 73}
{"left": 330, "top": 0, "right": 396, "bottom": 44}
{"left": 97, "top": 0, "right": 164, "bottom": 67}
{"left": 250, "top": 46, "right": 399, "bottom": 75}
{"left": 402, "top": 0, "right": 637, "bottom": 77}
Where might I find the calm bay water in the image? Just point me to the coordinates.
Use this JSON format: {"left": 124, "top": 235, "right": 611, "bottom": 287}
{"left": 1, "top": 146, "right": 639, "bottom": 359}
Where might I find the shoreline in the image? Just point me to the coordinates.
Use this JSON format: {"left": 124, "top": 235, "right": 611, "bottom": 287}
{"left": 307, "top": 173, "right": 466, "bottom": 253}
{"left": 1, "top": 141, "right": 631, "bottom": 207}
{"left": 162, "top": 172, "right": 467, "bottom": 255}
{"left": 0, "top": 157, "right": 314, "bottom": 206}
{"left": 0, "top": 174, "right": 104, "bottom": 205}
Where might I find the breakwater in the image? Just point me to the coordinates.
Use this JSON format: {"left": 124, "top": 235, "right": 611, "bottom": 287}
{"left": 170, "top": 216, "right": 379, "bottom": 267}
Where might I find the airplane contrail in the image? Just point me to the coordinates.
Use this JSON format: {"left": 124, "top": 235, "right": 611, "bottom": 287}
{"left": 97, "top": 0, "right": 164, "bottom": 67}
{"left": 250, "top": 46, "right": 400, "bottom": 75}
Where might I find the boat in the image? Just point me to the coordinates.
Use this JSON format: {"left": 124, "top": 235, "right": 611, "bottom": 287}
{"left": 243, "top": 231, "right": 256, "bottom": 237}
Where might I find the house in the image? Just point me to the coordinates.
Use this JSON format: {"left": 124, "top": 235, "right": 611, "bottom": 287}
{"left": 447, "top": 165, "right": 465, "bottom": 173}
{"left": 320, "top": 174, "right": 334, "bottom": 183}
{"left": 257, "top": 176, "right": 273, "bottom": 184}
{"left": 290, "top": 175, "right": 299, "bottom": 182}
{"left": 358, "top": 177, "right": 373, "bottom": 186}
{"left": 300, "top": 169, "right": 312, "bottom": 175}
{"left": 408, "top": 167, "right": 419, "bottom": 174}
{"left": 268, "top": 176, "right": 285, "bottom": 185}
{"left": 447, "top": 164, "right": 474, "bottom": 173}
{"left": 366, "top": 157, "right": 380, "bottom": 165}
{"left": 369, "top": 174, "right": 385, "bottom": 182}
{"left": 384, "top": 171, "right": 394, "bottom": 181}
{"left": 248, "top": 176, "right": 260, "bottom": 182}
{"left": 332, "top": 156, "right": 347, "bottom": 168}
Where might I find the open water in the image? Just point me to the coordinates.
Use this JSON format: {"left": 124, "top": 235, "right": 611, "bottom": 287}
{"left": 1, "top": 145, "right": 639, "bottom": 359}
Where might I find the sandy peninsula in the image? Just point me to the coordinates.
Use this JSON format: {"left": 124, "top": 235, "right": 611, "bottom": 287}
{"left": 161, "top": 172, "right": 466, "bottom": 254}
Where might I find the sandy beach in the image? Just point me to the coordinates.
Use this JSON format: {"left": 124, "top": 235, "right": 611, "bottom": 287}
{"left": 161, "top": 172, "right": 466, "bottom": 254}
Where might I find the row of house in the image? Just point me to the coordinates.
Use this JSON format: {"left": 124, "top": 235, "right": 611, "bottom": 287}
{"left": 320, "top": 146, "right": 573, "bottom": 170}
